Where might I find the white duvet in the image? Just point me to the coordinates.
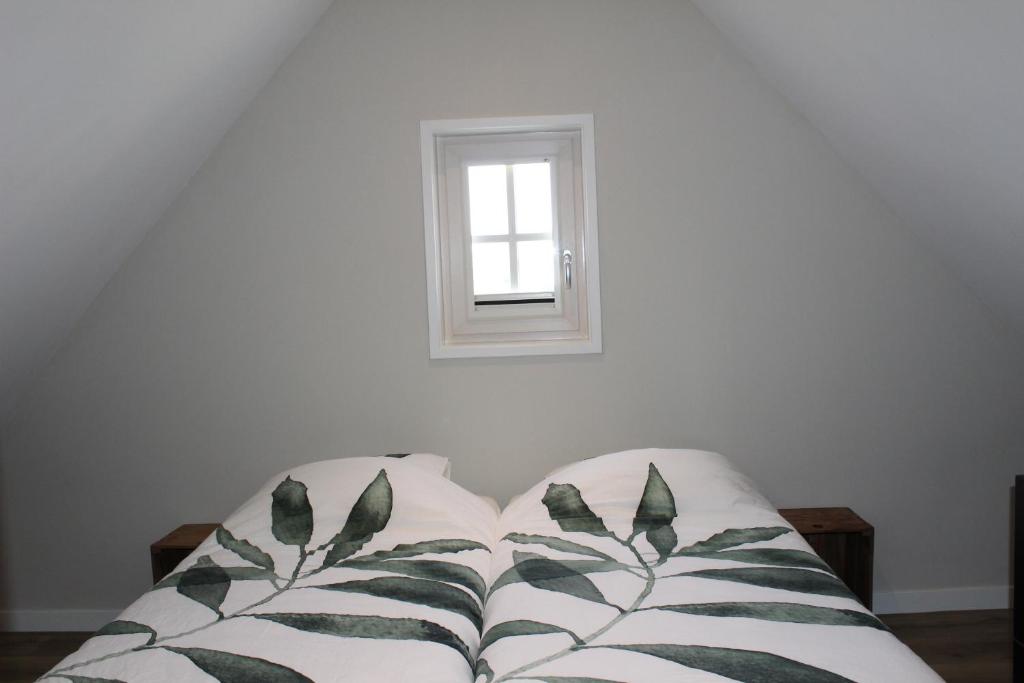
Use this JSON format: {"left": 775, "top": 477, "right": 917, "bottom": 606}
{"left": 480, "top": 449, "right": 941, "bottom": 682}
{"left": 44, "top": 449, "right": 941, "bottom": 683}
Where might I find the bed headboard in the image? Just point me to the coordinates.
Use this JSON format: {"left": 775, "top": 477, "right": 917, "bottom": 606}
{"left": 1015, "top": 475, "right": 1022, "bottom": 683}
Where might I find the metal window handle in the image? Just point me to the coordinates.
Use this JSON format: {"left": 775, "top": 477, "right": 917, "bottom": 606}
{"left": 562, "top": 249, "right": 573, "bottom": 289}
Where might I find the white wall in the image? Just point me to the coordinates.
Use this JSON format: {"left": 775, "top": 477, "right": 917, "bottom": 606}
{"left": 0, "top": 0, "right": 333, "bottom": 422}
{"left": 2, "top": 0, "right": 1022, "bottom": 626}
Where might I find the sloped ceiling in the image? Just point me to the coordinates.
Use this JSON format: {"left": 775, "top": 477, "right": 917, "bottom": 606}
{"left": 0, "top": 0, "right": 332, "bottom": 423}
{"left": 694, "top": 0, "right": 1024, "bottom": 334}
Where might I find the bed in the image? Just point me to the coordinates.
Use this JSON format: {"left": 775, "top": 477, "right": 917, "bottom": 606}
{"left": 42, "top": 449, "right": 941, "bottom": 682}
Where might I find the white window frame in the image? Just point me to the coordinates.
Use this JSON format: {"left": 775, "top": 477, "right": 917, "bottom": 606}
{"left": 421, "top": 114, "right": 602, "bottom": 359}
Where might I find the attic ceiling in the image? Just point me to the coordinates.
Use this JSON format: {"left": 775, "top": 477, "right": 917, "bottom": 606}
{"left": 0, "top": 0, "right": 332, "bottom": 424}
{"left": 694, "top": 0, "right": 1024, "bottom": 335}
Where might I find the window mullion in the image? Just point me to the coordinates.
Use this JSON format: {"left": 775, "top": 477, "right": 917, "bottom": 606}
{"left": 506, "top": 164, "right": 518, "bottom": 291}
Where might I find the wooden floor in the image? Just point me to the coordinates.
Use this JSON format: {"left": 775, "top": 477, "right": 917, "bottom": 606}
{"left": 882, "top": 609, "right": 1011, "bottom": 682}
{"left": 0, "top": 609, "right": 1012, "bottom": 682}
{"left": 1, "top": 631, "right": 91, "bottom": 682}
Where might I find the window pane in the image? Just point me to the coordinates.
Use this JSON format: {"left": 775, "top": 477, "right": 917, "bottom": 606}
{"left": 516, "top": 240, "right": 555, "bottom": 293}
{"left": 472, "top": 242, "right": 512, "bottom": 295}
{"left": 512, "top": 162, "right": 553, "bottom": 234}
{"left": 467, "top": 165, "right": 509, "bottom": 236}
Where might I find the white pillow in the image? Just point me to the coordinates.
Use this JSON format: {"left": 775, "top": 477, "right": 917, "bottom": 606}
{"left": 509, "top": 448, "right": 773, "bottom": 521}
{"left": 476, "top": 495, "right": 502, "bottom": 515}
{"left": 379, "top": 452, "right": 452, "bottom": 478}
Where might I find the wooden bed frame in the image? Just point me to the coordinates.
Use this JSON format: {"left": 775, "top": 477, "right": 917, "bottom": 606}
{"left": 1016, "top": 475, "right": 1022, "bottom": 682}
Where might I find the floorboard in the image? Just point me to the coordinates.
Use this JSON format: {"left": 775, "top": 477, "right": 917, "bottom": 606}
{"left": 881, "top": 609, "right": 1011, "bottom": 683}
{"left": 0, "top": 609, "right": 1012, "bottom": 682}
{"left": 0, "top": 631, "right": 91, "bottom": 682}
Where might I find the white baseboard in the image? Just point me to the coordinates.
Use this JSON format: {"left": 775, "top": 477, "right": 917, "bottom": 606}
{"left": 0, "top": 585, "right": 1011, "bottom": 630}
{"left": 873, "top": 584, "right": 1010, "bottom": 614}
{"left": 0, "top": 609, "right": 120, "bottom": 631}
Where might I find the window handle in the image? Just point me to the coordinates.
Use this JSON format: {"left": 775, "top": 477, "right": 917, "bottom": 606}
{"left": 562, "top": 249, "right": 573, "bottom": 289}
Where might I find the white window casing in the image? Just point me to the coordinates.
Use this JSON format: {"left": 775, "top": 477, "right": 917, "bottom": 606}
{"left": 420, "top": 114, "right": 602, "bottom": 358}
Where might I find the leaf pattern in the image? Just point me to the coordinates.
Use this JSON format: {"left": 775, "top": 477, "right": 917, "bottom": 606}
{"left": 489, "top": 551, "right": 612, "bottom": 607}
{"left": 647, "top": 601, "right": 886, "bottom": 629}
{"left": 94, "top": 620, "right": 156, "bottom": 645}
{"left": 216, "top": 527, "right": 275, "bottom": 572}
{"left": 681, "top": 547, "right": 833, "bottom": 572}
{"left": 488, "top": 551, "right": 626, "bottom": 597}
{"left": 270, "top": 477, "right": 314, "bottom": 547}
{"left": 360, "top": 538, "right": 489, "bottom": 560}
{"left": 480, "top": 462, "right": 891, "bottom": 682}
{"left": 318, "top": 576, "right": 482, "bottom": 629}
{"left": 49, "top": 469, "right": 489, "bottom": 681}
{"left": 47, "top": 461, "right": 897, "bottom": 683}
{"left": 176, "top": 555, "right": 230, "bottom": 615}
{"left": 480, "top": 620, "right": 581, "bottom": 652}
{"left": 631, "top": 463, "right": 677, "bottom": 560}
{"left": 252, "top": 612, "right": 473, "bottom": 666}
{"left": 476, "top": 658, "right": 495, "bottom": 683}
{"left": 606, "top": 644, "right": 856, "bottom": 682}
{"left": 674, "top": 526, "right": 792, "bottom": 555}
{"left": 343, "top": 557, "right": 486, "bottom": 601}
{"left": 541, "top": 483, "right": 610, "bottom": 536}
{"left": 155, "top": 565, "right": 276, "bottom": 591}
{"left": 679, "top": 567, "right": 856, "bottom": 599}
{"left": 502, "top": 533, "right": 616, "bottom": 561}
{"left": 164, "top": 647, "right": 314, "bottom": 683}
{"left": 322, "top": 469, "right": 392, "bottom": 567}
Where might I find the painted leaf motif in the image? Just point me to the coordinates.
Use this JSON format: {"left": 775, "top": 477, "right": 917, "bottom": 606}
{"left": 502, "top": 533, "right": 616, "bottom": 561}
{"left": 532, "top": 678, "right": 631, "bottom": 683}
{"left": 60, "top": 675, "right": 129, "bottom": 682}
{"left": 674, "top": 527, "right": 791, "bottom": 555}
{"left": 475, "top": 658, "right": 495, "bottom": 683}
{"left": 252, "top": 612, "right": 472, "bottom": 666}
{"left": 649, "top": 602, "right": 886, "bottom": 629}
{"left": 271, "top": 477, "right": 314, "bottom": 547}
{"left": 632, "top": 464, "right": 677, "bottom": 531}
{"left": 94, "top": 620, "right": 156, "bottom": 644}
{"left": 489, "top": 551, "right": 611, "bottom": 606}
{"left": 645, "top": 525, "right": 678, "bottom": 562}
{"left": 631, "top": 464, "right": 677, "bottom": 559}
{"left": 383, "top": 453, "right": 410, "bottom": 458}
{"left": 479, "top": 619, "right": 581, "bottom": 652}
{"left": 681, "top": 548, "right": 832, "bottom": 572}
{"left": 541, "top": 483, "right": 610, "bottom": 536}
{"left": 176, "top": 555, "right": 230, "bottom": 615}
{"left": 164, "top": 646, "right": 313, "bottom": 683}
{"left": 607, "top": 644, "right": 855, "bottom": 682}
{"left": 322, "top": 469, "right": 393, "bottom": 568}
{"left": 216, "top": 527, "right": 275, "bottom": 572}
{"left": 360, "top": 538, "right": 489, "bottom": 561}
{"left": 682, "top": 567, "right": 855, "bottom": 599}
{"left": 343, "top": 557, "right": 486, "bottom": 601}
{"left": 488, "top": 552, "right": 627, "bottom": 597}
{"left": 318, "top": 576, "right": 482, "bottom": 629}
{"left": 156, "top": 566, "right": 276, "bottom": 590}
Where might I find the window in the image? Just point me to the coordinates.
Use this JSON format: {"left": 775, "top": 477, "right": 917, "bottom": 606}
{"left": 420, "top": 114, "right": 601, "bottom": 358}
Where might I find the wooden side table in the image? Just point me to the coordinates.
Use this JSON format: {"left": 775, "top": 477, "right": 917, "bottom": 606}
{"left": 150, "top": 523, "right": 219, "bottom": 583}
{"left": 777, "top": 507, "right": 874, "bottom": 609}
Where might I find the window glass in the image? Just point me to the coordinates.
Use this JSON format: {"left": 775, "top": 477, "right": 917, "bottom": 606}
{"left": 516, "top": 240, "right": 555, "bottom": 293}
{"left": 512, "top": 162, "right": 553, "bottom": 235}
{"left": 467, "top": 165, "right": 509, "bottom": 236}
{"left": 471, "top": 242, "right": 511, "bottom": 295}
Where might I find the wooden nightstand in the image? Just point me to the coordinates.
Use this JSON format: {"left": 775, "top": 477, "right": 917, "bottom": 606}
{"left": 777, "top": 507, "right": 874, "bottom": 609}
{"left": 150, "top": 523, "right": 219, "bottom": 583}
